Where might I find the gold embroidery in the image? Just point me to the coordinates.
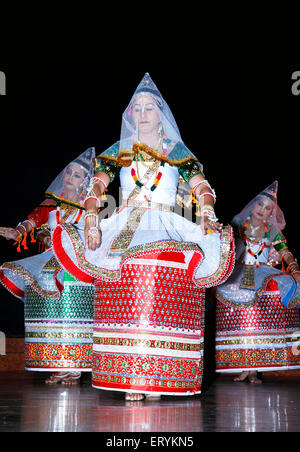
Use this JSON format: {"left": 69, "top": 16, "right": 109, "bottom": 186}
{"left": 63, "top": 223, "right": 234, "bottom": 288}
{"left": 108, "top": 207, "right": 147, "bottom": 256}
{"left": 45, "top": 192, "right": 84, "bottom": 209}
{"left": 240, "top": 264, "right": 256, "bottom": 290}
{"left": 99, "top": 142, "right": 198, "bottom": 168}
{"left": 43, "top": 256, "right": 62, "bottom": 271}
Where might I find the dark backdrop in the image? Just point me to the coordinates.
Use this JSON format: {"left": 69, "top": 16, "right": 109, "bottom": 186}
{"left": 0, "top": 57, "right": 299, "bottom": 336}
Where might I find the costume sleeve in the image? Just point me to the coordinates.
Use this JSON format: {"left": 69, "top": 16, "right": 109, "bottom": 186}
{"left": 272, "top": 231, "right": 288, "bottom": 253}
{"left": 178, "top": 161, "right": 205, "bottom": 184}
{"left": 27, "top": 201, "right": 57, "bottom": 228}
{"left": 94, "top": 160, "right": 121, "bottom": 183}
{"left": 94, "top": 142, "right": 121, "bottom": 183}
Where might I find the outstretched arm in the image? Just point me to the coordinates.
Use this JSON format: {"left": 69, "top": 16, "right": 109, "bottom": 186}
{"left": 0, "top": 199, "right": 56, "bottom": 242}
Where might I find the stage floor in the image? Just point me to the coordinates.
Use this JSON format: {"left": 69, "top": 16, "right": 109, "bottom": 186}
{"left": 0, "top": 371, "right": 299, "bottom": 432}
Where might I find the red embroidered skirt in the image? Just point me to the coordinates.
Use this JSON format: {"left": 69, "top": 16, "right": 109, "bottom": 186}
{"left": 216, "top": 280, "right": 300, "bottom": 372}
{"left": 92, "top": 255, "right": 205, "bottom": 395}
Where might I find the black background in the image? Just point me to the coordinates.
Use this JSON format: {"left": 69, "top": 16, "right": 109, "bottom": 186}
{"left": 0, "top": 50, "right": 299, "bottom": 337}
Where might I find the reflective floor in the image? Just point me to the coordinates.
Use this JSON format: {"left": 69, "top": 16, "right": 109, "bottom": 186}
{"left": 0, "top": 371, "right": 299, "bottom": 432}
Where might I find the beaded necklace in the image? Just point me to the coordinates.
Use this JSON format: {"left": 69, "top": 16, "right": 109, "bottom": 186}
{"left": 131, "top": 160, "right": 165, "bottom": 192}
{"left": 243, "top": 219, "right": 268, "bottom": 267}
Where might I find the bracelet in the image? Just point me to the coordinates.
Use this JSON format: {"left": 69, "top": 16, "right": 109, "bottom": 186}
{"left": 191, "top": 179, "right": 209, "bottom": 190}
{"left": 201, "top": 204, "right": 215, "bottom": 212}
{"left": 84, "top": 209, "right": 98, "bottom": 216}
{"left": 90, "top": 176, "right": 108, "bottom": 189}
{"left": 84, "top": 196, "right": 100, "bottom": 208}
{"left": 16, "top": 223, "right": 27, "bottom": 236}
{"left": 197, "top": 192, "right": 216, "bottom": 202}
{"left": 24, "top": 219, "right": 35, "bottom": 229}
{"left": 88, "top": 226, "right": 99, "bottom": 237}
{"left": 84, "top": 214, "right": 98, "bottom": 222}
{"left": 192, "top": 180, "right": 216, "bottom": 200}
{"left": 201, "top": 205, "right": 218, "bottom": 223}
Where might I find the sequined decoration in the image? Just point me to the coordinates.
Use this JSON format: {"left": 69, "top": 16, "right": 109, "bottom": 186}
{"left": 108, "top": 207, "right": 147, "bottom": 257}
{"left": 92, "top": 259, "right": 205, "bottom": 395}
{"left": 240, "top": 264, "right": 256, "bottom": 290}
{"left": 24, "top": 270, "right": 94, "bottom": 371}
{"left": 216, "top": 279, "right": 300, "bottom": 372}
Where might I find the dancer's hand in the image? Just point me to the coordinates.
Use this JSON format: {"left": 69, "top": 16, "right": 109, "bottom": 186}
{"left": 0, "top": 227, "right": 20, "bottom": 240}
{"left": 201, "top": 215, "right": 223, "bottom": 235}
{"left": 84, "top": 220, "right": 101, "bottom": 251}
{"left": 37, "top": 230, "right": 52, "bottom": 250}
{"left": 293, "top": 273, "right": 300, "bottom": 284}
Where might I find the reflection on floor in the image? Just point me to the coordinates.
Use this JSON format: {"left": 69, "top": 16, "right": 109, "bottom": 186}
{"left": 0, "top": 371, "right": 299, "bottom": 432}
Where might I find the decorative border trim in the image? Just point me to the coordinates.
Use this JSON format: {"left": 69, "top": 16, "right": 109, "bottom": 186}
{"left": 53, "top": 223, "right": 235, "bottom": 288}
{"left": 44, "top": 192, "right": 85, "bottom": 210}
{"left": 216, "top": 270, "right": 300, "bottom": 309}
{"left": 99, "top": 142, "right": 199, "bottom": 168}
{"left": 0, "top": 261, "right": 62, "bottom": 300}
{"left": 189, "top": 226, "right": 235, "bottom": 288}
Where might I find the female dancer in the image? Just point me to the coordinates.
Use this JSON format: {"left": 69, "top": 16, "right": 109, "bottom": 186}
{"left": 0, "top": 148, "right": 95, "bottom": 385}
{"left": 215, "top": 181, "right": 300, "bottom": 384}
{"left": 53, "top": 73, "right": 235, "bottom": 399}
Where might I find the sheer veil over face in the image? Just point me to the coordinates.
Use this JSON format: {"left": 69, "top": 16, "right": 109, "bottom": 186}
{"left": 45, "top": 147, "right": 96, "bottom": 207}
{"left": 97, "top": 73, "right": 204, "bottom": 208}
{"left": 232, "top": 181, "right": 286, "bottom": 232}
{"left": 120, "top": 72, "right": 184, "bottom": 155}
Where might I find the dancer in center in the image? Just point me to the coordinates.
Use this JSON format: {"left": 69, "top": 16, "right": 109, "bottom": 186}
{"left": 53, "top": 73, "right": 235, "bottom": 400}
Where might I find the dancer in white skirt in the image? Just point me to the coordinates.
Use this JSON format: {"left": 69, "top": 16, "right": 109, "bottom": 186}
{"left": 0, "top": 148, "right": 95, "bottom": 385}
{"left": 53, "top": 73, "right": 235, "bottom": 399}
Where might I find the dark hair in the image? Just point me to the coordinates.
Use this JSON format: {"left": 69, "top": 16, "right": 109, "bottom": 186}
{"left": 258, "top": 192, "right": 276, "bottom": 203}
{"left": 69, "top": 160, "right": 90, "bottom": 177}
{"left": 134, "top": 87, "right": 163, "bottom": 109}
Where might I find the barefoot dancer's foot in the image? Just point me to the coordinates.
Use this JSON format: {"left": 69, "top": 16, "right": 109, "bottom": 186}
{"left": 125, "top": 393, "right": 145, "bottom": 401}
{"left": 234, "top": 371, "right": 249, "bottom": 382}
{"left": 45, "top": 372, "right": 81, "bottom": 385}
{"left": 61, "top": 372, "right": 81, "bottom": 385}
{"left": 249, "top": 371, "right": 262, "bottom": 384}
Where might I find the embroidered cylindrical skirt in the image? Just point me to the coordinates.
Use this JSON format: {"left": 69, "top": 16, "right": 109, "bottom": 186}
{"left": 92, "top": 258, "right": 205, "bottom": 395}
{"left": 24, "top": 270, "right": 94, "bottom": 371}
{"left": 216, "top": 280, "right": 300, "bottom": 372}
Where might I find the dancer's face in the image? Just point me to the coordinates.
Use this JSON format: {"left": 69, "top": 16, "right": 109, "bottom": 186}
{"left": 251, "top": 197, "right": 274, "bottom": 224}
{"left": 64, "top": 163, "right": 85, "bottom": 193}
{"left": 132, "top": 94, "right": 160, "bottom": 135}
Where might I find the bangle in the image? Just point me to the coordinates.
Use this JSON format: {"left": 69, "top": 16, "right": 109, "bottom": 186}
{"left": 84, "top": 196, "right": 100, "bottom": 208}
{"left": 197, "top": 192, "right": 216, "bottom": 202}
{"left": 201, "top": 205, "right": 218, "bottom": 223}
{"left": 84, "top": 209, "right": 98, "bottom": 223}
{"left": 84, "top": 214, "right": 98, "bottom": 222}
{"left": 191, "top": 179, "right": 209, "bottom": 190}
{"left": 84, "top": 209, "right": 98, "bottom": 216}
{"left": 201, "top": 204, "right": 215, "bottom": 212}
{"left": 91, "top": 176, "right": 107, "bottom": 189}
{"left": 24, "top": 219, "right": 35, "bottom": 229}
{"left": 16, "top": 223, "right": 26, "bottom": 236}
{"left": 88, "top": 226, "right": 99, "bottom": 237}
{"left": 289, "top": 263, "right": 299, "bottom": 273}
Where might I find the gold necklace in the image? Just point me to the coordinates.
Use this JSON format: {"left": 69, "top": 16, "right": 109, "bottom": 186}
{"left": 135, "top": 158, "right": 160, "bottom": 184}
